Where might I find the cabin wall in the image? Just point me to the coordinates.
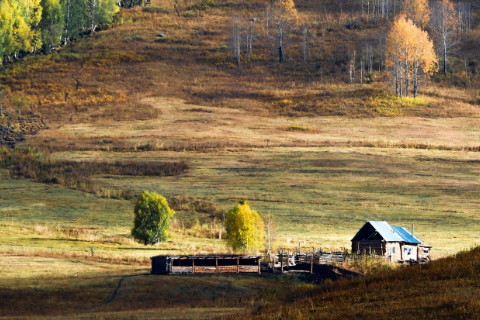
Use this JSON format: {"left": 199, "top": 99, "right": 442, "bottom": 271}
{"left": 418, "top": 246, "right": 431, "bottom": 260}
{"left": 352, "top": 240, "right": 385, "bottom": 255}
{"left": 384, "top": 242, "right": 402, "bottom": 261}
{"left": 151, "top": 256, "right": 261, "bottom": 274}
{"left": 352, "top": 242, "right": 421, "bottom": 262}
{"left": 401, "top": 244, "right": 418, "bottom": 261}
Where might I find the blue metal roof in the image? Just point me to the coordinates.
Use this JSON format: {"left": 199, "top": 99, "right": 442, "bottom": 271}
{"left": 352, "top": 221, "right": 423, "bottom": 244}
{"left": 367, "top": 221, "right": 404, "bottom": 242}
{"left": 391, "top": 226, "right": 422, "bottom": 244}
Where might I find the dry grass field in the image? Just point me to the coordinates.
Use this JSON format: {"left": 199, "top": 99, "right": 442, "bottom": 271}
{"left": 236, "top": 246, "right": 480, "bottom": 320}
{"left": 0, "top": 253, "right": 299, "bottom": 319}
{"left": 1, "top": 0, "right": 480, "bottom": 318}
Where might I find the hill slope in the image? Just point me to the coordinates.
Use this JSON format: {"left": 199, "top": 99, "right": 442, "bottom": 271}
{"left": 237, "top": 246, "right": 480, "bottom": 320}
{"left": 0, "top": 0, "right": 479, "bottom": 256}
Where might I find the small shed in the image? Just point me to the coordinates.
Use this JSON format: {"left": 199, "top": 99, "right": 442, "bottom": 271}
{"left": 351, "top": 221, "right": 430, "bottom": 262}
{"left": 151, "top": 254, "right": 263, "bottom": 275}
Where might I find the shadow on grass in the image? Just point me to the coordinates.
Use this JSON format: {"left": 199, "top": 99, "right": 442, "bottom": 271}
{"left": 117, "top": 247, "right": 178, "bottom": 251}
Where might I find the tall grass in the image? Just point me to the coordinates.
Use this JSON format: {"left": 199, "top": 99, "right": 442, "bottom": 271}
{"left": 0, "top": 147, "right": 189, "bottom": 198}
{"left": 236, "top": 246, "right": 480, "bottom": 320}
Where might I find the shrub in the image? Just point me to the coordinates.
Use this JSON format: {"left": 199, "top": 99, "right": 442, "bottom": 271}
{"left": 142, "top": 6, "right": 170, "bottom": 14}
{"left": 187, "top": 0, "right": 218, "bottom": 11}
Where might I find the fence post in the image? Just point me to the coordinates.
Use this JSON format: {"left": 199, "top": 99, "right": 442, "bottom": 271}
{"left": 286, "top": 251, "right": 289, "bottom": 270}
{"left": 280, "top": 253, "right": 284, "bottom": 273}
{"left": 310, "top": 252, "right": 314, "bottom": 274}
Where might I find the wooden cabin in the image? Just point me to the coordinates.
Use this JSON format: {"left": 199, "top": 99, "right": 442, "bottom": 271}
{"left": 151, "top": 254, "right": 263, "bottom": 275}
{"left": 351, "top": 221, "right": 431, "bottom": 262}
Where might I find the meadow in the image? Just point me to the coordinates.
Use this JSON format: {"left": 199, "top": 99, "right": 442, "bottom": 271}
{"left": 0, "top": 254, "right": 300, "bottom": 319}
{"left": 4, "top": 95, "right": 480, "bottom": 256}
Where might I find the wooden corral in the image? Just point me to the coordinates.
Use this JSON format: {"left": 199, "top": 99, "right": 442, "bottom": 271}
{"left": 151, "top": 255, "right": 263, "bottom": 275}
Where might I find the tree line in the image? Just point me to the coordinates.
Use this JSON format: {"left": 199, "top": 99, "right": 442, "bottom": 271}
{"left": 230, "top": 0, "right": 473, "bottom": 97}
{"left": 0, "top": 0, "right": 147, "bottom": 65}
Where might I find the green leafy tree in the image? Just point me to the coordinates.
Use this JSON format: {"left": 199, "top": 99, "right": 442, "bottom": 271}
{"left": 86, "top": 0, "right": 118, "bottom": 32}
{"left": 0, "top": 0, "right": 121, "bottom": 62}
{"left": 0, "top": 0, "right": 43, "bottom": 62}
{"left": 62, "top": 0, "right": 88, "bottom": 42}
{"left": 225, "top": 200, "right": 265, "bottom": 252}
{"left": 131, "top": 191, "right": 175, "bottom": 245}
{"left": 39, "top": 0, "right": 65, "bottom": 50}
{"left": 97, "top": 0, "right": 119, "bottom": 29}
{"left": 24, "top": 0, "right": 44, "bottom": 52}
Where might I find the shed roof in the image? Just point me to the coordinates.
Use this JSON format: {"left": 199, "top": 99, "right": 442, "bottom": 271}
{"left": 391, "top": 226, "right": 422, "bottom": 244}
{"left": 352, "top": 221, "right": 422, "bottom": 244}
{"left": 151, "top": 254, "right": 262, "bottom": 260}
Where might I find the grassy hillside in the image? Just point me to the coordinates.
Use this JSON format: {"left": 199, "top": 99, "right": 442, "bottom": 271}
{"left": 0, "top": 0, "right": 479, "bottom": 258}
{"left": 235, "top": 246, "right": 480, "bottom": 320}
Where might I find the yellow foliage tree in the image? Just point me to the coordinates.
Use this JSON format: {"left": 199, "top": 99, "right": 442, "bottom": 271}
{"left": 224, "top": 200, "right": 265, "bottom": 253}
{"left": 0, "top": 0, "right": 43, "bottom": 63}
{"left": 386, "top": 15, "right": 437, "bottom": 97}
{"left": 402, "top": 0, "right": 430, "bottom": 28}
{"left": 277, "top": 0, "right": 298, "bottom": 21}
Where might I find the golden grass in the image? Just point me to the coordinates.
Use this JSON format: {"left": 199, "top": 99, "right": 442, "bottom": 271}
{"left": 236, "top": 246, "right": 480, "bottom": 320}
{"left": 20, "top": 95, "right": 480, "bottom": 153}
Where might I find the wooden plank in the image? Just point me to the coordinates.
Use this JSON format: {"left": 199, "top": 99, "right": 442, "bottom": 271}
{"left": 310, "top": 253, "right": 313, "bottom": 274}
{"left": 171, "top": 265, "right": 260, "bottom": 274}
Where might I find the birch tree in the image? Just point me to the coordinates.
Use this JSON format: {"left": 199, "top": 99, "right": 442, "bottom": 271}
{"left": 431, "top": 0, "right": 458, "bottom": 74}
{"left": 231, "top": 17, "right": 241, "bottom": 65}
{"left": 0, "top": 0, "right": 42, "bottom": 62}
{"left": 225, "top": 200, "right": 265, "bottom": 253}
{"left": 86, "top": 0, "right": 118, "bottom": 33}
{"left": 62, "top": 0, "right": 88, "bottom": 43}
{"left": 271, "top": 0, "right": 298, "bottom": 64}
{"left": 402, "top": 0, "right": 430, "bottom": 27}
{"left": 457, "top": 2, "right": 472, "bottom": 32}
{"left": 245, "top": 19, "right": 256, "bottom": 61}
{"left": 386, "top": 15, "right": 437, "bottom": 97}
{"left": 39, "top": 0, "right": 64, "bottom": 50}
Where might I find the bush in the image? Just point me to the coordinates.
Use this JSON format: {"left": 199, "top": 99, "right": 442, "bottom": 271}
{"left": 142, "top": 6, "right": 170, "bottom": 14}
{"left": 187, "top": 0, "right": 218, "bottom": 11}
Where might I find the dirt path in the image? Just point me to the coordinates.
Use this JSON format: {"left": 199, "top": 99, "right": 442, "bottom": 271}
{"left": 102, "top": 274, "right": 149, "bottom": 305}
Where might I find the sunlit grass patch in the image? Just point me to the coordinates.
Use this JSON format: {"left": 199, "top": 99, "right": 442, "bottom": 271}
{"left": 369, "top": 96, "right": 429, "bottom": 116}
